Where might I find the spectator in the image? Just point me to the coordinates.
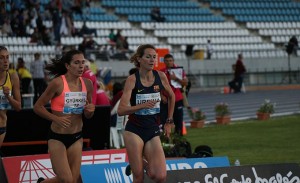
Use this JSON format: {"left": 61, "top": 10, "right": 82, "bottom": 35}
{"left": 30, "top": 52, "right": 47, "bottom": 103}
{"left": 59, "top": 10, "right": 73, "bottom": 36}
{"left": 1, "top": 18, "right": 13, "bottom": 36}
{"left": 55, "top": 41, "right": 63, "bottom": 58}
{"left": 150, "top": 7, "right": 165, "bottom": 22}
{"left": 78, "top": 37, "right": 89, "bottom": 57}
{"left": 95, "top": 80, "right": 110, "bottom": 106}
{"left": 8, "top": 63, "right": 17, "bottom": 75}
{"left": 108, "top": 29, "right": 116, "bottom": 44}
{"left": 115, "top": 30, "right": 124, "bottom": 51}
{"left": 228, "top": 53, "right": 246, "bottom": 93}
{"left": 82, "top": 60, "right": 97, "bottom": 104}
{"left": 47, "top": 27, "right": 56, "bottom": 45}
{"left": 30, "top": 27, "right": 42, "bottom": 44}
{"left": 113, "top": 31, "right": 130, "bottom": 60}
{"left": 89, "top": 59, "right": 99, "bottom": 76}
{"left": 123, "top": 36, "right": 130, "bottom": 51}
{"left": 0, "top": 46, "right": 21, "bottom": 148}
{"left": 122, "top": 36, "right": 133, "bottom": 54}
{"left": 78, "top": 36, "right": 96, "bottom": 58}
{"left": 28, "top": 7, "right": 38, "bottom": 29}
{"left": 79, "top": 21, "right": 96, "bottom": 36}
{"left": 0, "top": 1, "right": 6, "bottom": 25}
{"left": 288, "top": 36, "right": 298, "bottom": 56}
{"left": 10, "top": 9, "right": 21, "bottom": 36}
{"left": 17, "top": 58, "right": 32, "bottom": 94}
{"left": 160, "top": 53, "right": 189, "bottom": 135}
{"left": 41, "top": 26, "right": 52, "bottom": 45}
{"left": 17, "top": 8, "right": 27, "bottom": 37}
{"left": 36, "top": 13, "right": 44, "bottom": 33}
{"left": 43, "top": 5, "right": 53, "bottom": 21}
{"left": 51, "top": 7, "right": 61, "bottom": 42}
{"left": 98, "top": 44, "right": 114, "bottom": 60}
{"left": 25, "top": 18, "right": 34, "bottom": 36}
{"left": 206, "top": 39, "right": 213, "bottom": 60}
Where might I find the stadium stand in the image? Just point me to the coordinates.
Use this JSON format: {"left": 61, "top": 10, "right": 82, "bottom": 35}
{"left": 0, "top": 0, "right": 299, "bottom": 61}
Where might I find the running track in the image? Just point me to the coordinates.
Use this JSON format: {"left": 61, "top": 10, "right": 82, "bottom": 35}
{"left": 183, "top": 87, "right": 300, "bottom": 124}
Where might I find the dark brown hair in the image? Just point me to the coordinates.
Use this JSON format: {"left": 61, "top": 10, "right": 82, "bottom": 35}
{"left": 45, "top": 49, "right": 83, "bottom": 77}
{"left": 0, "top": 46, "right": 8, "bottom": 51}
{"left": 163, "top": 53, "right": 174, "bottom": 61}
{"left": 130, "top": 44, "right": 156, "bottom": 68}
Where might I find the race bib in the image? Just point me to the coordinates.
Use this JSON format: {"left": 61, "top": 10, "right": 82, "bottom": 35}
{"left": 63, "top": 92, "right": 87, "bottom": 114}
{"left": 135, "top": 93, "right": 161, "bottom": 115}
{"left": 0, "top": 90, "right": 11, "bottom": 110}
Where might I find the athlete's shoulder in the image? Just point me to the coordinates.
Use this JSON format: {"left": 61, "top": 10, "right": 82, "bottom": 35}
{"left": 9, "top": 70, "right": 17, "bottom": 78}
{"left": 81, "top": 77, "right": 93, "bottom": 91}
{"left": 124, "top": 74, "right": 136, "bottom": 90}
{"left": 81, "top": 77, "right": 92, "bottom": 84}
{"left": 156, "top": 70, "right": 167, "bottom": 78}
{"left": 48, "top": 76, "right": 62, "bottom": 88}
{"left": 127, "top": 73, "right": 136, "bottom": 82}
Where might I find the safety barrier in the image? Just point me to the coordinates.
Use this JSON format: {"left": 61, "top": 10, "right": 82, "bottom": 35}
{"left": 2, "top": 139, "right": 91, "bottom": 148}
{"left": 2, "top": 106, "right": 110, "bottom": 157}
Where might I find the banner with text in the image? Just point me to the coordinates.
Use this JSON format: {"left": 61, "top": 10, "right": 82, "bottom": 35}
{"left": 2, "top": 149, "right": 127, "bottom": 183}
{"left": 81, "top": 156, "right": 230, "bottom": 183}
{"left": 162, "top": 163, "right": 300, "bottom": 183}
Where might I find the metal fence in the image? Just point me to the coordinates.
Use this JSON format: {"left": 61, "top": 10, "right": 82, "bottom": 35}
{"left": 189, "top": 70, "right": 300, "bottom": 88}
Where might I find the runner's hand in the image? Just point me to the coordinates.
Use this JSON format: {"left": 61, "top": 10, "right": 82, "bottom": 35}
{"left": 142, "top": 100, "right": 158, "bottom": 109}
{"left": 2, "top": 86, "right": 10, "bottom": 97}
{"left": 164, "top": 123, "right": 173, "bottom": 138}
{"left": 54, "top": 115, "right": 71, "bottom": 128}
{"left": 84, "top": 100, "right": 95, "bottom": 113}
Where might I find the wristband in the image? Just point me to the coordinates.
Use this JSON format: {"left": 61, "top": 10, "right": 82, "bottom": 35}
{"left": 166, "top": 118, "right": 174, "bottom": 124}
